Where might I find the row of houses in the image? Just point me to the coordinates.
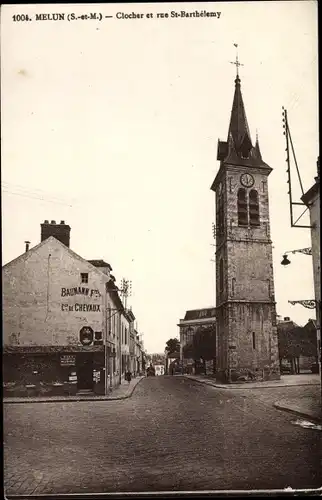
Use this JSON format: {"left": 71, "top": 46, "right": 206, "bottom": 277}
{"left": 3, "top": 220, "right": 146, "bottom": 397}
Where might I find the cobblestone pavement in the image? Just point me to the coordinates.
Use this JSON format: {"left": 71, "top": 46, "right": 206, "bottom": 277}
{"left": 4, "top": 376, "right": 322, "bottom": 495}
{"left": 184, "top": 374, "right": 322, "bottom": 422}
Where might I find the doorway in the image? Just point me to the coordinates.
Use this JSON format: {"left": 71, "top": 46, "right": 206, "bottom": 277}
{"left": 76, "top": 353, "right": 94, "bottom": 391}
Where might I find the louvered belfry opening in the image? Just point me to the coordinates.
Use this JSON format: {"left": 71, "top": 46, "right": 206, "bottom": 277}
{"left": 249, "top": 189, "right": 260, "bottom": 226}
{"left": 237, "top": 188, "right": 248, "bottom": 226}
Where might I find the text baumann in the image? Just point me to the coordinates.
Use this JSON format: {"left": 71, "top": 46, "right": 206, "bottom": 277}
{"left": 61, "top": 287, "right": 101, "bottom": 298}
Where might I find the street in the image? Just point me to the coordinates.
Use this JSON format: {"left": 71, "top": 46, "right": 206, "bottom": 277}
{"left": 4, "top": 376, "right": 322, "bottom": 495}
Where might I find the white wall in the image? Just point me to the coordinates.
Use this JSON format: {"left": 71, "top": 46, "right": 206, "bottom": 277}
{"left": 3, "top": 237, "right": 110, "bottom": 347}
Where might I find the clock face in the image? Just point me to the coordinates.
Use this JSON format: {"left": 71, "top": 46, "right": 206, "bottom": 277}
{"left": 240, "top": 173, "right": 254, "bottom": 188}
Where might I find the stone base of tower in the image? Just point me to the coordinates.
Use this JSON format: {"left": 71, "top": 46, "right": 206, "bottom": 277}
{"left": 215, "top": 302, "right": 281, "bottom": 384}
{"left": 215, "top": 366, "right": 280, "bottom": 384}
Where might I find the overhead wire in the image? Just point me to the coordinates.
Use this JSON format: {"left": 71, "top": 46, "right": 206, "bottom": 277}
{"left": 1, "top": 181, "right": 74, "bottom": 207}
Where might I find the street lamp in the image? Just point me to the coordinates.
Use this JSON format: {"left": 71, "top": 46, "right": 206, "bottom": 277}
{"left": 281, "top": 247, "right": 312, "bottom": 266}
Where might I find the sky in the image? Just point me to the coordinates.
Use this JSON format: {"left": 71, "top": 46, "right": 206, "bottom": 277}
{"left": 1, "top": 1, "right": 319, "bottom": 354}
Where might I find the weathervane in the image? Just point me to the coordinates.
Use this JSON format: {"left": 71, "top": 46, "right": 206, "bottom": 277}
{"left": 230, "top": 43, "right": 244, "bottom": 77}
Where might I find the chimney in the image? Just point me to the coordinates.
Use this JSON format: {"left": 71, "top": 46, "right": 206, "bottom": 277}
{"left": 25, "top": 241, "right": 30, "bottom": 252}
{"left": 41, "top": 220, "right": 71, "bottom": 247}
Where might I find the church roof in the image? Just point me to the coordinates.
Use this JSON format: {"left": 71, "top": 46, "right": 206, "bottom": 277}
{"left": 183, "top": 308, "right": 216, "bottom": 321}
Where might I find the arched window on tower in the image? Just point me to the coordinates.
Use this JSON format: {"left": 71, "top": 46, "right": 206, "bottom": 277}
{"left": 249, "top": 189, "right": 260, "bottom": 226}
{"left": 237, "top": 188, "right": 248, "bottom": 226}
{"left": 219, "top": 259, "right": 224, "bottom": 292}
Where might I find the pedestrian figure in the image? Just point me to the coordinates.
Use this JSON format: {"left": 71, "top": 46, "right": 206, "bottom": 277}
{"left": 125, "top": 370, "right": 132, "bottom": 383}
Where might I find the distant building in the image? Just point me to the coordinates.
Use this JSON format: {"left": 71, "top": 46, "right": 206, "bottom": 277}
{"left": 154, "top": 365, "right": 165, "bottom": 376}
{"left": 134, "top": 331, "right": 145, "bottom": 375}
{"left": 120, "top": 308, "right": 135, "bottom": 381}
{"left": 277, "top": 316, "right": 318, "bottom": 373}
{"left": 178, "top": 308, "right": 216, "bottom": 373}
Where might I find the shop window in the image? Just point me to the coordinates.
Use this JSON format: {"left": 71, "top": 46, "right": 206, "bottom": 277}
{"left": 81, "top": 273, "right": 88, "bottom": 283}
{"left": 237, "top": 188, "right": 248, "bottom": 226}
{"left": 249, "top": 189, "right": 260, "bottom": 226}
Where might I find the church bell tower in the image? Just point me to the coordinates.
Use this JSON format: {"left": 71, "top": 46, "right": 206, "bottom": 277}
{"left": 210, "top": 61, "right": 280, "bottom": 383}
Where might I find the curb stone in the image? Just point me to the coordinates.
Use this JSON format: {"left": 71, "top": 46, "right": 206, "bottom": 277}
{"left": 3, "top": 376, "right": 145, "bottom": 404}
{"left": 110, "top": 376, "right": 144, "bottom": 401}
{"left": 183, "top": 375, "right": 319, "bottom": 390}
{"left": 273, "top": 401, "right": 322, "bottom": 425}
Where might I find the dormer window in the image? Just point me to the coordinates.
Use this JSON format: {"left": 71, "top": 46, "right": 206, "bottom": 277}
{"left": 240, "top": 135, "right": 252, "bottom": 159}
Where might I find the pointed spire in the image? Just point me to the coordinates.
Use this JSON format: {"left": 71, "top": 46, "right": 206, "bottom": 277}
{"left": 227, "top": 74, "right": 252, "bottom": 154}
{"left": 214, "top": 48, "right": 272, "bottom": 171}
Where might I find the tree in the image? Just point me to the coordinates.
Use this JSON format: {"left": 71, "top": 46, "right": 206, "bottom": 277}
{"left": 165, "top": 338, "right": 180, "bottom": 356}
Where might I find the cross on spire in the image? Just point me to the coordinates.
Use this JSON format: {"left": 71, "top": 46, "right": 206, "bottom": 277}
{"left": 230, "top": 43, "right": 244, "bottom": 77}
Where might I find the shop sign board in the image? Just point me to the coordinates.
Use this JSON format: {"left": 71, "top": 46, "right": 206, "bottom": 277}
{"left": 60, "top": 354, "right": 76, "bottom": 366}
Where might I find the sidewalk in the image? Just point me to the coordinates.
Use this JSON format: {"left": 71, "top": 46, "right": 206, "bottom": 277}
{"left": 3, "top": 376, "right": 144, "bottom": 404}
{"left": 183, "top": 373, "right": 320, "bottom": 389}
{"left": 274, "top": 397, "right": 322, "bottom": 424}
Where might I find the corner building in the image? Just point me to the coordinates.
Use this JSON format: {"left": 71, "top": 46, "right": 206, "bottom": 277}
{"left": 3, "top": 222, "right": 121, "bottom": 395}
{"left": 210, "top": 72, "right": 280, "bottom": 382}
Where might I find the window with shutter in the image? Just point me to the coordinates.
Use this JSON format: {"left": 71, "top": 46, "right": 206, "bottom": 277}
{"left": 249, "top": 189, "right": 260, "bottom": 226}
{"left": 237, "top": 188, "right": 248, "bottom": 226}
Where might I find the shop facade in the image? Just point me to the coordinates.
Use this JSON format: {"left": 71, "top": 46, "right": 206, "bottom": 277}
{"left": 3, "top": 234, "right": 119, "bottom": 397}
